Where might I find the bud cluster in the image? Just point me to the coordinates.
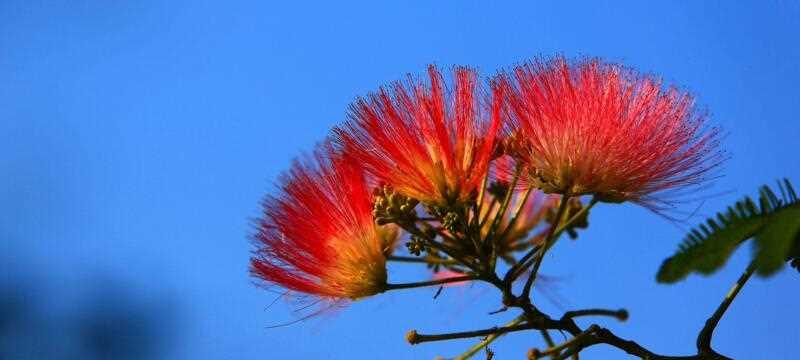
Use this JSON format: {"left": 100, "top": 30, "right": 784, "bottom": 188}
{"left": 442, "top": 212, "right": 462, "bottom": 233}
{"left": 406, "top": 235, "right": 427, "bottom": 256}
{"left": 373, "top": 185, "right": 420, "bottom": 225}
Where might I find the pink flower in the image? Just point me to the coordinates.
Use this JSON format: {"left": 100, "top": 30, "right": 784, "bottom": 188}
{"left": 250, "top": 143, "right": 397, "bottom": 300}
{"left": 335, "top": 65, "right": 501, "bottom": 206}
{"left": 501, "top": 57, "right": 723, "bottom": 207}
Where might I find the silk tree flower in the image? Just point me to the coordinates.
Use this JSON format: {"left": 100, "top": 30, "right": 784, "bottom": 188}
{"left": 250, "top": 144, "right": 398, "bottom": 301}
{"left": 501, "top": 57, "right": 723, "bottom": 207}
{"left": 335, "top": 65, "right": 502, "bottom": 206}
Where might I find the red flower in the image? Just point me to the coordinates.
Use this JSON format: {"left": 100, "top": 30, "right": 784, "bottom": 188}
{"left": 335, "top": 65, "right": 501, "bottom": 206}
{"left": 501, "top": 57, "right": 723, "bottom": 207}
{"left": 250, "top": 144, "right": 397, "bottom": 300}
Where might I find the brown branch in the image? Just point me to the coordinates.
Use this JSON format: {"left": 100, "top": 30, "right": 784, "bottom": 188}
{"left": 590, "top": 327, "right": 705, "bottom": 360}
{"left": 531, "top": 325, "right": 599, "bottom": 359}
{"left": 539, "top": 329, "right": 557, "bottom": 349}
{"left": 562, "top": 308, "right": 628, "bottom": 321}
{"left": 452, "top": 315, "right": 526, "bottom": 360}
{"left": 526, "top": 320, "right": 702, "bottom": 360}
{"left": 696, "top": 262, "right": 756, "bottom": 357}
{"left": 504, "top": 244, "right": 542, "bottom": 282}
{"left": 406, "top": 323, "right": 537, "bottom": 345}
{"left": 531, "top": 320, "right": 725, "bottom": 360}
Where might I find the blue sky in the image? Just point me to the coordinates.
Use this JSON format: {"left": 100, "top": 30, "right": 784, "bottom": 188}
{"left": 1, "top": 1, "right": 798, "bottom": 359}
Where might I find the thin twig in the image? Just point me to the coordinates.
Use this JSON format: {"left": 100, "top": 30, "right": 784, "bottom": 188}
{"left": 488, "top": 306, "right": 508, "bottom": 315}
{"left": 407, "top": 319, "right": 537, "bottom": 345}
{"left": 550, "top": 197, "right": 598, "bottom": 241}
{"left": 504, "top": 244, "right": 541, "bottom": 282}
{"left": 506, "top": 196, "right": 598, "bottom": 284}
{"left": 387, "top": 255, "right": 458, "bottom": 265}
{"left": 396, "top": 222, "right": 479, "bottom": 271}
{"left": 539, "top": 329, "right": 557, "bottom": 354}
{"left": 498, "top": 187, "right": 533, "bottom": 241}
{"left": 475, "top": 172, "right": 490, "bottom": 221}
{"left": 696, "top": 261, "right": 756, "bottom": 356}
{"left": 535, "top": 325, "right": 600, "bottom": 358}
{"left": 433, "top": 286, "right": 444, "bottom": 299}
{"left": 479, "top": 198, "right": 499, "bottom": 228}
{"left": 589, "top": 328, "right": 701, "bottom": 360}
{"left": 453, "top": 315, "right": 527, "bottom": 360}
{"left": 562, "top": 308, "right": 628, "bottom": 322}
{"left": 487, "top": 167, "right": 522, "bottom": 270}
{"left": 385, "top": 275, "right": 477, "bottom": 291}
{"left": 521, "top": 195, "right": 572, "bottom": 300}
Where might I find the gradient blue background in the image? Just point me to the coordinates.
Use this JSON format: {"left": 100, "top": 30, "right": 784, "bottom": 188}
{"left": 2, "top": 1, "right": 798, "bottom": 359}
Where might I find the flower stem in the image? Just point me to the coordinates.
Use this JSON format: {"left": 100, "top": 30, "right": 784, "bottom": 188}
{"left": 395, "top": 222, "right": 479, "bottom": 271}
{"left": 487, "top": 167, "right": 522, "bottom": 270}
{"left": 521, "top": 195, "right": 572, "bottom": 300}
{"left": 550, "top": 197, "right": 598, "bottom": 241}
{"left": 696, "top": 261, "right": 756, "bottom": 355}
{"left": 385, "top": 275, "right": 477, "bottom": 291}
{"left": 506, "top": 197, "right": 597, "bottom": 283}
{"left": 387, "top": 255, "right": 458, "bottom": 265}
{"left": 535, "top": 325, "right": 600, "bottom": 359}
{"left": 498, "top": 187, "right": 533, "bottom": 241}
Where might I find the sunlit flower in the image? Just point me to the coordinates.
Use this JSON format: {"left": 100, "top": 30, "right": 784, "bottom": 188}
{"left": 335, "top": 65, "right": 501, "bottom": 206}
{"left": 250, "top": 143, "right": 398, "bottom": 300}
{"left": 501, "top": 57, "right": 723, "bottom": 207}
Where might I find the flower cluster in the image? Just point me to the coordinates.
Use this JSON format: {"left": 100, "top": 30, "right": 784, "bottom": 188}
{"left": 251, "top": 56, "right": 722, "bottom": 306}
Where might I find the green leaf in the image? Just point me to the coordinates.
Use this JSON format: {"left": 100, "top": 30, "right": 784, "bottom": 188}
{"left": 753, "top": 205, "right": 800, "bottom": 276}
{"left": 657, "top": 179, "right": 800, "bottom": 283}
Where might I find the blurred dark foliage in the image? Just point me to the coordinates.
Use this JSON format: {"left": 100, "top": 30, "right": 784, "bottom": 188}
{"left": 0, "top": 273, "right": 176, "bottom": 360}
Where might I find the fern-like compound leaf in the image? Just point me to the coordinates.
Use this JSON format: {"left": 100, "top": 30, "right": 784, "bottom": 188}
{"left": 657, "top": 179, "right": 800, "bottom": 283}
